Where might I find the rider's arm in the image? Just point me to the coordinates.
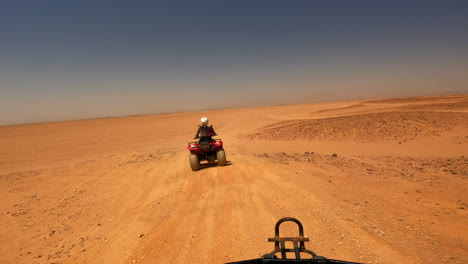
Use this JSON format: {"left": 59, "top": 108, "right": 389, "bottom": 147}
{"left": 211, "top": 126, "right": 217, "bottom": 136}
{"left": 194, "top": 127, "right": 200, "bottom": 139}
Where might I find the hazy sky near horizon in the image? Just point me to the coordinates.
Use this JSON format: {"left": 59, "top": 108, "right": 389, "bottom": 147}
{"left": 1, "top": 0, "right": 468, "bottom": 125}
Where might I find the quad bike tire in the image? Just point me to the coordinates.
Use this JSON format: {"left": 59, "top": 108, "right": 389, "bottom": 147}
{"left": 217, "top": 149, "right": 227, "bottom": 166}
{"left": 189, "top": 153, "right": 201, "bottom": 171}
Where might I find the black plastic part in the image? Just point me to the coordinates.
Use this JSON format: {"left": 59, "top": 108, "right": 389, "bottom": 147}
{"left": 225, "top": 217, "right": 363, "bottom": 264}
{"left": 226, "top": 258, "right": 362, "bottom": 264}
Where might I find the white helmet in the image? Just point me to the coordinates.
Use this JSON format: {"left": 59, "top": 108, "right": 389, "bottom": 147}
{"left": 200, "top": 117, "right": 208, "bottom": 125}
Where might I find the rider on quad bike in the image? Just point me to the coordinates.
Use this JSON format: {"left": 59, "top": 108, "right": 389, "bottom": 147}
{"left": 188, "top": 117, "right": 226, "bottom": 171}
{"left": 194, "top": 117, "right": 217, "bottom": 141}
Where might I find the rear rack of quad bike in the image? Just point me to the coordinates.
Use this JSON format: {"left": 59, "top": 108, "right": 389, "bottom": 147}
{"left": 226, "top": 217, "right": 362, "bottom": 264}
{"left": 188, "top": 138, "right": 222, "bottom": 144}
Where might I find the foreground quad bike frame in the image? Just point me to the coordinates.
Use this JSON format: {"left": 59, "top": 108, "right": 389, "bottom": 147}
{"left": 187, "top": 138, "right": 226, "bottom": 171}
{"left": 226, "top": 217, "right": 362, "bottom": 264}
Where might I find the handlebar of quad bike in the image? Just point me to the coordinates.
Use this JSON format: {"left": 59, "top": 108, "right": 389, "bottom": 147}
{"left": 225, "top": 218, "right": 362, "bottom": 264}
{"left": 193, "top": 134, "right": 218, "bottom": 139}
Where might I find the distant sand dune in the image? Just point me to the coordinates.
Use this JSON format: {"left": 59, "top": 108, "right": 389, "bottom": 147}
{"left": 246, "top": 111, "right": 468, "bottom": 143}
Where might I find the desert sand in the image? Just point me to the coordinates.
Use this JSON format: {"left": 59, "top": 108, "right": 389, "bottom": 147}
{"left": 0, "top": 95, "right": 467, "bottom": 264}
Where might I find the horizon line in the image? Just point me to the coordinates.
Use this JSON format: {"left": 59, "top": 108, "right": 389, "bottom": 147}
{"left": 1, "top": 93, "right": 466, "bottom": 128}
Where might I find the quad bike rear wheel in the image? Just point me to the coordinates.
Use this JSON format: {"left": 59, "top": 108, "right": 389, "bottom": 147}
{"left": 189, "top": 153, "right": 201, "bottom": 171}
{"left": 217, "top": 149, "right": 227, "bottom": 166}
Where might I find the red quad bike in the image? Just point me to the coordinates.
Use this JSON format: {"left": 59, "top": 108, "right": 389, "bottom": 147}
{"left": 187, "top": 136, "right": 226, "bottom": 171}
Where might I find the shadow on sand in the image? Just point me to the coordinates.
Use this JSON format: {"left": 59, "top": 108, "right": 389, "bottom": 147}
{"left": 199, "top": 160, "right": 233, "bottom": 170}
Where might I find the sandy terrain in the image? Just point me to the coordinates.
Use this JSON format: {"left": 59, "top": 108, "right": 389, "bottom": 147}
{"left": 1, "top": 95, "right": 467, "bottom": 264}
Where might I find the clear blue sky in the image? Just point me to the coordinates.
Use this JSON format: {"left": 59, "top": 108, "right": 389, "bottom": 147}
{"left": 1, "top": 0, "right": 467, "bottom": 125}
